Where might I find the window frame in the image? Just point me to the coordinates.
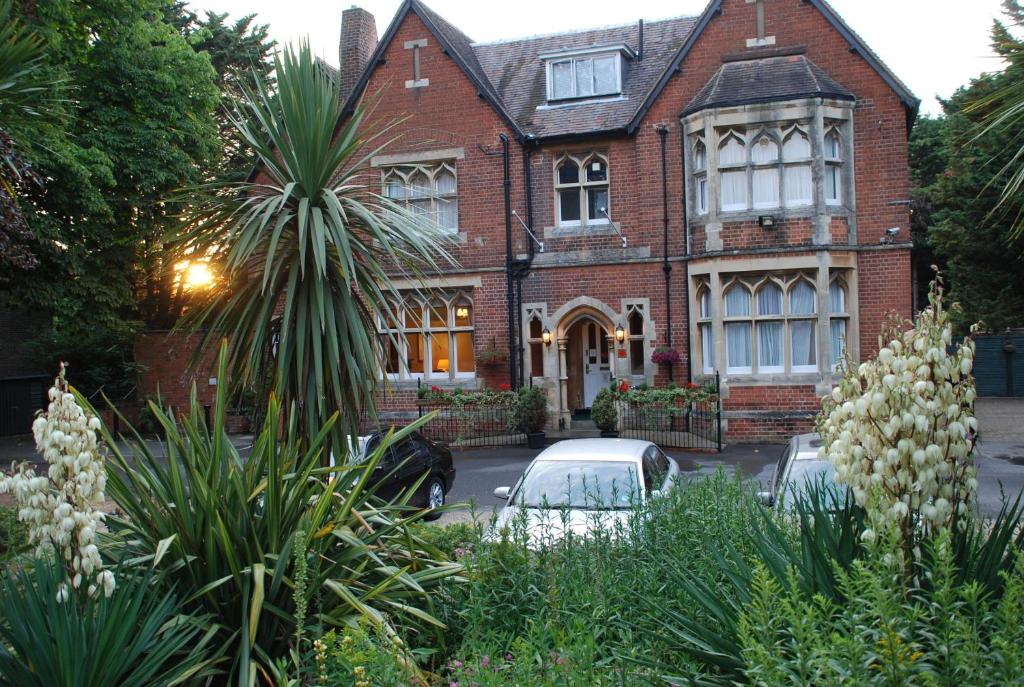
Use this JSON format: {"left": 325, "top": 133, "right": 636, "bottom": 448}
{"left": 554, "top": 152, "right": 611, "bottom": 227}
{"left": 824, "top": 127, "right": 843, "bottom": 206}
{"left": 697, "top": 283, "right": 714, "bottom": 374}
{"left": 828, "top": 274, "right": 849, "bottom": 371}
{"left": 545, "top": 53, "right": 622, "bottom": 101}
{"left": 626, "top": 303, "right": 646, "bottom": 376}
{"left": 781, "top": 125, "right": 814, "bottom": 208}
{"left": 693, "top": 138, "right": 709, "bottom": 215}
{"left": 787, "top": 277, "right": 818, "bottom": 373}
{"left": 381, "top": 161, "right": 459, "bottom": 233}
{"left": 378, "top": 292, "right": 476, "bottom": 381}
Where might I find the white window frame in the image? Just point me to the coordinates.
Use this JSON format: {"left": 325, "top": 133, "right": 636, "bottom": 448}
{"left": 750, "top": 131, "right": 782, "bottom": 211}
{"left": 782, "top": 125, "right": 814, "bottom": 208}
{"left": 717, "top": 130, "right": 748, "bottom": 213}
{"left": 554, "top": 152, "right": 611, "bottom": 227}
{"left": 381, "top": 162, "right": 459, "bottom": 233}
{"left": 753, "top": 277, "right": 785, "bottom": 374}
{"left": 697, "top": 283, "right": 714, "bottom": 374}
{"left": 723, "top": 279, "right": 753, "bottom": 374}
{"left": 828, "top": 274, "right": 849, "bottom": 370}
{"left": 693, "top": 138, "right": 709, "bottom": 215}
{"left": 545, "top": 53, "right": 622, "bottom": 101}
{"left": 378, "top": 292, "right": 475, "bottom": 381}
{"left": 824, "top": 127, "right": 843, "bottom": 206}
{"left": 788, "top": 277, "right": 818, "bottom": 373}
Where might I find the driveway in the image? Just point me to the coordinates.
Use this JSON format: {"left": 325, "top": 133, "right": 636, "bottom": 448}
{"left": 974, "top": 398, "right": 1024, "bottom": 515}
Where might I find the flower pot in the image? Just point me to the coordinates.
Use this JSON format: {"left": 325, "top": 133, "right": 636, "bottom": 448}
{"left": 526, "top": 431, "right": 546, "bottom": 449}
{"left": 600, "top": 430, "right": 620, "bottom": 438}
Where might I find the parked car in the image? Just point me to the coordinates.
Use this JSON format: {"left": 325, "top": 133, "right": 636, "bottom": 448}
{"left": 759, "top": 433, "right": 842, "bottom": 508}
{"left": 344, "top": 430, "right": 456, "bottom": 520}
{"left": 490, "top": 438, "right": 679, "bottom": 545}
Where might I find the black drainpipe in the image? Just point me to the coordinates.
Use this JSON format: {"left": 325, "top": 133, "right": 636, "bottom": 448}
{"left": 678, "top": 123, "right": 692, "bottom": 387}
{"left": 657, "top": 125, "right": 673, "bottom": 382}
{"left": 500, "top": 133, "right": 518, "bottom": 388}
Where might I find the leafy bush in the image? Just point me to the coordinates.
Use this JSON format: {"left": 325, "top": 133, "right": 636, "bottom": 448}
{"left": 0, "top": 506, "right": 28, "bottom": 562}
{"left": 0, "top": 558, "right": 216, "bottom": 686}
{"left": 81, "top": 344, "right": 462, "bottom": 684}
{"left": 310, "top": 620, "right": 423, "bottom": 687}
{"left": 508, "top": 386, "right": 548, "bottom": 434}
{"left": 590, "top": 388, "right": 617, "bottom": 433}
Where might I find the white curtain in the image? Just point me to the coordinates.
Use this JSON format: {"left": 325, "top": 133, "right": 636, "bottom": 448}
{"left": 757, "top": 283, "right": 782, "bottom": 316}
{"left": 752, "top": 168, "right": 780, "bottom": 208}
{"left": 725, "top": 284, "right": 751, "bottom": 317}
{"left": 783, "top": 131, "right": 811, "bottom": 159}
{"left": 826, "top": 165, "right": 841, "bottom": 203}
{"left": 699, "top": 289, "right": 711, "bottom": 318}
{"left": 719, "top": 136, "right": 745, "bottom": 165}
{"left": 784, "top": 165, "right": 812, "bottom": 206}
{"left": 758, "top": 322, "right": 783, "bottom": 369}
{"left": 700, "top": 323, "right": 714, "bottom": 373}
{"left": 593, "top": 56, "right": 617, "bottom": 94}
{"left": 829, "top": 281, "right": 845, "bottom": 313}
{"left": 830, "top": 319, "right": 846, "bottom": 368}
{"left": 726, "top": 323, "right": 752, "bottom": 371}
{"left": 790, "top": 281, "right": 816, "bottom": 315}
{"left": 791, "top": 320, "right": 816, "bottom": 368}
{"left": 751, "top": 137, "right": 779, "bottom": 163}
{"left": 720, "top": 170, "right": 746, "bottom": 210}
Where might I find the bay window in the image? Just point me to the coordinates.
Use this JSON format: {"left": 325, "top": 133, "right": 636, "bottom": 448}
{"left": 379, "top": 292, "right": 475, "bottom": 380}
{"left": 382, "top": 162, "right": 458, "bottom": 231}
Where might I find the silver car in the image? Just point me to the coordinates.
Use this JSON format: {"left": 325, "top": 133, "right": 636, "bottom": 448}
{"left": 760, "top": 433, "right": 841, "bottom": 508}
{"left": 491, "top": 439, "right": 679, "bottom": 545}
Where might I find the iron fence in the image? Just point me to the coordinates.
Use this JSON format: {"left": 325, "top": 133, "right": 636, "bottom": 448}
{"left": 415, "top": 403, "right": 526, "bottom": 448}
{"left": 616, "top": 374, "right": 722, "bottom": 451}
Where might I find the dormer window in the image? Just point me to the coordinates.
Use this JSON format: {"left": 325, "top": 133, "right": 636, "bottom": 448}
{"left": 542, "top": 46, "right": 629, "bottom": 101}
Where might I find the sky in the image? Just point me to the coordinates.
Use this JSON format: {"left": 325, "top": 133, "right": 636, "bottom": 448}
{"left": 186, "top": 0, "right": 1009, "bottom": 116}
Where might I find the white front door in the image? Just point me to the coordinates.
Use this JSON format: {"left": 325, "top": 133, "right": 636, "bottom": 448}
{"left": 581, "top": 322, "right": 611, "bottom": 408}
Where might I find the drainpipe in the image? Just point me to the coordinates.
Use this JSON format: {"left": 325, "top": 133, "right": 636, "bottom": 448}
{"left": 500, "top": 133, "right": 518, "bottom": 388}
{"left": 679, "top": 122, "right": 692, "bottom": 387}
{"left": 657, "top": 125, "right": 673, "bottom": 382}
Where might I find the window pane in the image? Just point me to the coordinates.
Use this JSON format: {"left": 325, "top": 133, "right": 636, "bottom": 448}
{"left": 559, "top": 189, "right": 581, "bottom": 222}
{"left": 784, "top": 165, "right": 812, "bottom": 206}
{"left": 790, "top": 281, "right": 816, "bottom": 315}
{"left": 557, "top": 160, "right": 579, "bottom": 185}
{"left": 719, "top": 136, "right": 745, "bottom": 166}
{"left": 409, "top": 198, "right": 432, "bottom": 219}
{"left": 758, "top": 322, "right": 783, "bottom": 369}
{"left": 385, "top": 177, "right": 406, "bottom": 199}
{"left": 455, "top": 303, "right": 472, "bottom": 327}
{"left": 724, "top": 284, "right": 751, "bottom": 317}
{"left": 436, "top": 169, "right": 456, "bottom": 195}
{"left": 726, "top": 322, "right": 752, "bottom": 370}
{"left": 455, "top": 332, "right": 475, "bottom": 373}
{"left": 751, "top": 136, "right": 779, "bottom": 163}
{"left": 586, "top": 158, "right": 607, "bottom": 182}
{"left": 826, "top": 132, "right": 841, "bottom": 159}
{"left": 404, "top": 305, "right": 422, "bottom": 328}
{"left": 783, "top": 131, "right": 811, "bottom": 159}
{"left": 574, "top": 58, "right": 594, "bottom": 97}
{"left": 437, "top": 198, "right": 458, "bottom": 229}
{"left": 700, "top": 322, "right": 714, "bottom": 372}
{"left": 407, "top": 332, "right": 425, "bottom": 373}
{"left": 629, "top": 309, "right": 643, "bottom": 336}
{"left": 752, "top": 168, "right": 780, "bottom": 208}
{"left": 384, "top": 337, "right": 400, "bottom": 373}
{"left": 721, "top": 170, "right": 747, "bottom": 210}
{"left": 428, "top": 303, "right": 447, "bottom": 328}
{"left": 530, "top": 341, "right": 544, "bottom": 377}
{"left": 587, "top": 187, "right": 609, "bottom": 221}
{"left": 830, "top": 319, "right": 846, "bottom": 368}
{"left": 694, "top": 142, "right": 707, "bottom": 170}
{"left": 699, "top": 289, "right": 711, "bottom": 319}
{"left": 757, "top": 283, "right": 782, "bottom": 316}
{"left": 593, "top": 56, "right": 617, "bottom": 94}
{"left": 630, "top": 339, "right": 644, "bottom": 375}
{"left": 430, "top": 333, "right": 451, "bottom": 374}
{"left": 410, "top": 172, "right": 431, "bottom": 197}
{"left": 791, "top": 320, "right": 816, "bottom": 368}
{"left": 829, "top": 281, "right": 846, "bottom": 313}
{"left": 826, "top": 165, "right": 841, "bottom": 203}
{"left": 552, "top": 61, "right": 573, "bottom": 98}
{"left": 697, "top": 177, "right": 708, "bottom": 213}
{"left": 529, "top": 317, "right": 542, "bottom": 339}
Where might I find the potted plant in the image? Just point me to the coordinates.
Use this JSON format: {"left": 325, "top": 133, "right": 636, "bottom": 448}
{"left": 509, "top": 386, "right": 548, "bottom": 449}
{"left": 591, "top": 388, "right": 618, "bottom": 437}
{"left": 477, "top": 339, "right": 507, "bottom": 367}
{"left": 651, "top": 346, "right": 682, "bottom": 366}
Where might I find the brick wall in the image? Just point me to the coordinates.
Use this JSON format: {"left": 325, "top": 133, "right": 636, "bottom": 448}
{"left": 134, "top": 331, "right": 218, "bottom": 412}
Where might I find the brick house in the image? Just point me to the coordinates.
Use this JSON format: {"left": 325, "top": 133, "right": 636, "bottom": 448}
{"left": 318, "top": 0, "right": 918, "bottom": 442}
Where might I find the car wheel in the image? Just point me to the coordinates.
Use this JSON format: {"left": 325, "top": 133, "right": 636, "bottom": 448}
{"left": 422, "top": 476, "right": 445, "bottom": 521}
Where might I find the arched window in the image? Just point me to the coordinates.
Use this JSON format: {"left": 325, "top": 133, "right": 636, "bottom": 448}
{"left": 697, "top": 285, "right": 714, "bottom": 374}
{"left": 555, "top": 153, "right": 610, "bottom": 226}
{"left": 751, "top": 133, "right": 781, "bottom": 209}
{"left": 723, "top": 282, "right": 753, "bottom": 373}
{"left": 627, "top": 304, "right": 645, "bottom": 375}
{"left": 527, "top": 313, "right": 545, "bottom": 378}
{"left": 718, "top": 132, "right": 747, "bottom": 212}
{"left": 789, "top": 279, "right": 817, "bottom": 371}
{"left": 693, "top": 139, "right": 708, "bottom": 214}
{"left": 375, "top": 292, "right": 476, "bottom": 380}
{"left": 783, "top": 127, "right": 813, "bottom": 207}
{"left": 829, "top": 276, "right": 849, "bottom": 369}
{"left": 824, "top": 128, "right": 842, "bottom": 205}
{"left": 755, "top": 281, "right": 784, "bottom": 372}
{"left": 380, "top": 162, "right": 459, "bottom": 231}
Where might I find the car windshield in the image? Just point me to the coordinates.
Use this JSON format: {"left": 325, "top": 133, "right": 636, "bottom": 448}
{"left": 783, "top": 460, "right": 847, "bottom": 505}
{"left": 513, "top": 460, "right": 641, "bottom": 510}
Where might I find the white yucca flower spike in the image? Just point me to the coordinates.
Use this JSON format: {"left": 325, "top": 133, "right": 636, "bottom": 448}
{"left": 0, "top": 362, "right": 114, "bottom": 598}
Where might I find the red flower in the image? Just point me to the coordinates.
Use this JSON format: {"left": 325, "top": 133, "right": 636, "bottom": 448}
{"left": 499, "top": 383, "right": 511, "bottom": 391}
{"left": 431, "top": 385, "right": 442, "bottom": 393}
{"left": 618, "top": 381, "right": 630, "bottom": 393}
{"left": 687, "top": 382, "right": 698, "bottom": 389}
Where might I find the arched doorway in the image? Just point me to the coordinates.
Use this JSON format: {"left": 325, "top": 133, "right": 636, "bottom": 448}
{"left": 565, "top": 317, "right": 612, "bottom": 412}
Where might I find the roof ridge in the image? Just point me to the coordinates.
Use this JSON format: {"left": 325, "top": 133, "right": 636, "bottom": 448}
{"left": 470, "top": 13, "right": 697, "bottom": 47}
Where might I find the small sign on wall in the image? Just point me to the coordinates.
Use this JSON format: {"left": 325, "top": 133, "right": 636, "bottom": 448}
{"left": 208, "top": 377, "right": 217, "bottom": 386}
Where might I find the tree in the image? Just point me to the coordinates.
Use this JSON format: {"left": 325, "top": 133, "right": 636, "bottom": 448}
{"left": 176, "top": 44, "right": 454, "bottom": 446}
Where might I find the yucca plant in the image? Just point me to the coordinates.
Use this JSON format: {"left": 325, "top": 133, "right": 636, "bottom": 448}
{"left": 0, "top": 558, "right": 217, "bottom": 687}
{"left": 80, "top": 343, "right": 462, "bottom": 685}
{"left": 174, "top": 41, "right": 455, "bottom": 448}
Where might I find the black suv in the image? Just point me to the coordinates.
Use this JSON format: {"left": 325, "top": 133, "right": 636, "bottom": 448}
{"left": 357, "top": 431, "right": 456, "bottom": 520}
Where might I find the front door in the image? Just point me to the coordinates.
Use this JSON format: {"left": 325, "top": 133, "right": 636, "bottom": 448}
{"left": 581, "top": 321, "right": 610, "bottom": 408}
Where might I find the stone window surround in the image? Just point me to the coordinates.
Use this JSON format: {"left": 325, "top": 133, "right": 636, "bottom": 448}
{"left": 380, "top": 161, "right": 459, "bottom": 232}
{"left": 682, "top": 98, "right": 856, "bottom": 234}
{"left": 688, "top": 252, "right": 858, "bottom": 394}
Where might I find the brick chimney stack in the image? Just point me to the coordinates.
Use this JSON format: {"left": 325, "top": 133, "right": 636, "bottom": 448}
{"left": 338, "top": 6, "right": 378, "bottom": 104}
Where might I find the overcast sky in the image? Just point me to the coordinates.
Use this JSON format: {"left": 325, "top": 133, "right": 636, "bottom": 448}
{"left": 187, "top": 0, "right": 1008, "bottom": 116}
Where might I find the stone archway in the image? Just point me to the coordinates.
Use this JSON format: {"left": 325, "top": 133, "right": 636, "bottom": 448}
{"left": 551, "top": 297, "right": 620, "bottom": 427}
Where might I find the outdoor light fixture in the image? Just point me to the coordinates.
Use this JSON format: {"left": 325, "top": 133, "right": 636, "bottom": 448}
{"left": 758, "top": 215, "right": 776, "bottom": 229}
{"left": 542, "top": 328, "right": 552, "bottom": 346}
{"left": 615, "top": 324, "right": 626, "bottom": 343}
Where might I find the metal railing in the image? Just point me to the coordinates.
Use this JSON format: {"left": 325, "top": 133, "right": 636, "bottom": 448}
{"left": 415, "top": 402, "right": 526, "bottom": 448}
{"left": 616, "top": 374, "right": 722, "bottom": 451}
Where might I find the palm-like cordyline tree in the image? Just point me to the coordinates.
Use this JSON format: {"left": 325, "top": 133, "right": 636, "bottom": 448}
{"left": 176, "top": 43, "right": 454, "bottom": 444}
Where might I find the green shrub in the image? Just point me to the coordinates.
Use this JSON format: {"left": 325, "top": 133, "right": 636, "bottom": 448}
{"left": 590, "top": 388, "right": 617, "bottom": 433}
{"left": 79, "top": 344, "right": 462, "bottom": 684}
{"left": 0, "top": 506, "right": 28, "bottom": 562}
{"left": 508, "top": 386, "right": 548, "bottom": 434}
{"left": 0, "top": 558, "right": 216, "bottom": 686}
{"left": 310, "top": 620, "right": 423, "bottom": 687}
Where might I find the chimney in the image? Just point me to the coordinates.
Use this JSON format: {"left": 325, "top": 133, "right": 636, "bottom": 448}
{"left": 339, "top": 6, "right": 378, "bottom": 104}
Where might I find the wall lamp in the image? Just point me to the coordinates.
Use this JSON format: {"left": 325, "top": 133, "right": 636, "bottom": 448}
{"left": 615, "top": 324, "right": 626, "bottom": 343}
{"left": 542, "top": 328, "right": 552, "bottom": 346}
